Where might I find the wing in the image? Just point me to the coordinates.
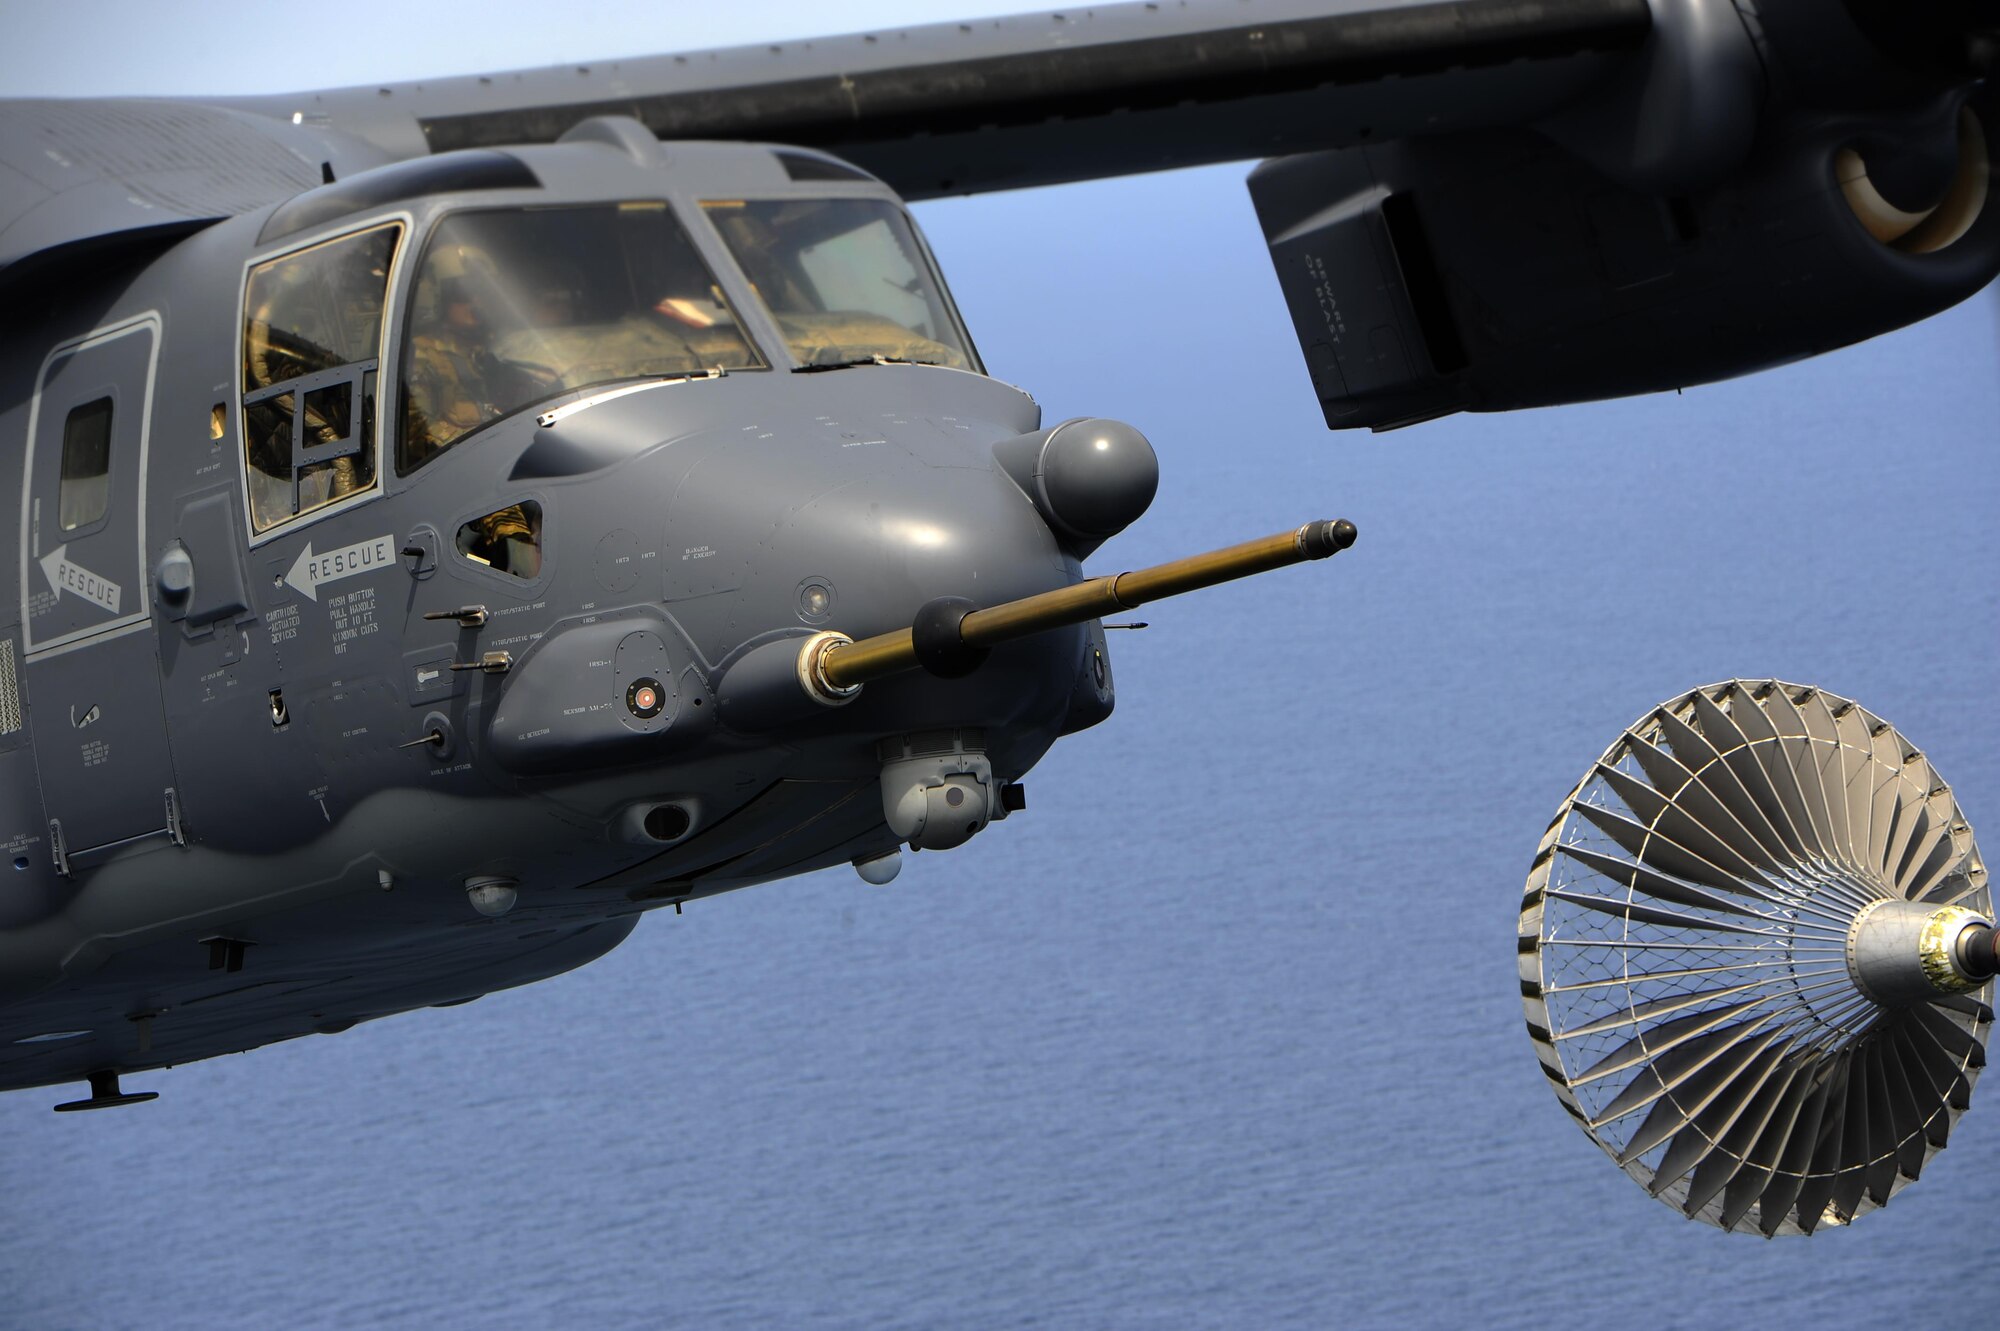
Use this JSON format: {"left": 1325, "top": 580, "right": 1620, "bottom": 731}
{"left": 11, "top": 0, "right": 1992, "bottom": 431}
{"left": 210, "top": 0, "right": 1651, "bottom": 199}
{"left": 0, "top": 99, "right": 386, "bottom": 284}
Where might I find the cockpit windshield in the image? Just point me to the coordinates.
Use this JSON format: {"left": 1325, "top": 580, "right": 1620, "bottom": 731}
{"left": 398, "top": 202, "right": 763, "bottom": 474}
{"left": 702, "top": 199, "right": 975, "bottom": 371}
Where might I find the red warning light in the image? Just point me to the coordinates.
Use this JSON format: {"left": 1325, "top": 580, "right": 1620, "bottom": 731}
{"left": 626, "top": 677, "right": 667, "bottom": 720}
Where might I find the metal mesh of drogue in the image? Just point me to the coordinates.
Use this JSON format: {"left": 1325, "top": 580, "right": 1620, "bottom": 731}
{"left": 0, "top": 637, "right": 22, "bottom": 735}
{"left": 1519, "top": 680, "right": 1991, "bottom": 1236}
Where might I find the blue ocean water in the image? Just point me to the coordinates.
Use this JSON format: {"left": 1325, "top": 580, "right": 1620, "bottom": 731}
{"left": 2, "top": 165, "right": 1995, "bottom": 1328}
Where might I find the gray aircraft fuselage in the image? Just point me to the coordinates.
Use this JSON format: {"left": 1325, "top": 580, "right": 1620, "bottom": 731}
{"left": 0, "top": 130, "right": 1121, "bottom": 1094}
{"left": 11, "top": 0, "right": 1998, "bottom": 1114}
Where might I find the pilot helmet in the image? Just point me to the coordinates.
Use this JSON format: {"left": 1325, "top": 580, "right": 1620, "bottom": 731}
{"left": 420, "top": 242, "right": 504, "bottom": 319}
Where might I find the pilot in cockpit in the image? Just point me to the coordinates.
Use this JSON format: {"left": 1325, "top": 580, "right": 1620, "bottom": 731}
{"left": 402, "top": 244, "right": 518, "bottom": 462}
{"left": 402, "top": 244, "right": 544, "bottom": 576}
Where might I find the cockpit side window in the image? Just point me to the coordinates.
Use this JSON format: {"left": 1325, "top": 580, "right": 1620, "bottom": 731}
{"left": 397, "top": 202, "right": 764, "bottom": 476}
{"left": 701, "top": 199, "right": 976, "bottom": 371}
{"left": 242, "top": 223, "right": 399, "bottom": 533}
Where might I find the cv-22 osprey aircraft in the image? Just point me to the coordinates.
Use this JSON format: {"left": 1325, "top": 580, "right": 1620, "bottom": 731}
{"left": 2, "top": 0, "right": 1998, "bottom": 1231}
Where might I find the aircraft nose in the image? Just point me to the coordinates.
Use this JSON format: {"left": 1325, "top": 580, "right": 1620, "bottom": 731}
{"left": 663, "top": 427, "right": 1075, "bottom": 650}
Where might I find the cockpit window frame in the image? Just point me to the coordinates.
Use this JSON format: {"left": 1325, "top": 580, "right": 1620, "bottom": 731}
{"left": 258, "top": 151, "right": 539, "bottom": 247}
{"left": 237, "top": 211, "right": 414, "bottom": 550}
{"left": 392, "top": 198, "right": 771, "bottom": 481}
{"left": 696, "top": 193, "right": 985, "bottom": 376}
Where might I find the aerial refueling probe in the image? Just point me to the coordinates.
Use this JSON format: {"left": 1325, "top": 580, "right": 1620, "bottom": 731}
{"left": 808, "top": 519, "right": 1358, "bottom": 698}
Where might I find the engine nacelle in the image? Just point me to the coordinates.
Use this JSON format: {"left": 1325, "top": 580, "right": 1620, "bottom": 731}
{"left": 1251, "top": 1, "right": 2000, "bottom": 430}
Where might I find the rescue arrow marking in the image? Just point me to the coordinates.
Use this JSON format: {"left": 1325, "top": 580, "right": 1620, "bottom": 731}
{"left": 39, "top": 545, "right": 121, "bottom": 614}
{"left": 284, "top": 535, "right": 396, "bottom": 603}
